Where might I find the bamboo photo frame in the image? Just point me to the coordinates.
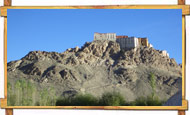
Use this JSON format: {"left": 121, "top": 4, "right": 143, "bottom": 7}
{"left": 0, "top": 0, "right": 190, "bottom": 115}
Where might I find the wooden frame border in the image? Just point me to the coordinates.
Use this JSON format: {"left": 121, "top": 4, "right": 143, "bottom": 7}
{"left": 0, "top": 99, "right": 188, "bottom": 110}
{"left": 0, "top": 5, "right": 190, "bottom": 17}
{"left": 0, "top": 0, "right": 189, "bottom": 115}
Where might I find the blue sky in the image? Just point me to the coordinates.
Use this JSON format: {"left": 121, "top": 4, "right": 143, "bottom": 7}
{"left": 7, "top": 9, "right": 182, "bottom": 63}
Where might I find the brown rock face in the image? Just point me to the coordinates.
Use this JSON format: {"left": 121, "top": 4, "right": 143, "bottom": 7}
{"left": 19, "top": 63, "right": 43, "bottom": 76}
{"left": 7, "top": 40, "right": 182, "bottom": 104}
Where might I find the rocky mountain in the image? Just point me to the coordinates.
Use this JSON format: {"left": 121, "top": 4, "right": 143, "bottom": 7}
{"left": 7, "top": 40, "right": 182, "bottom": 104}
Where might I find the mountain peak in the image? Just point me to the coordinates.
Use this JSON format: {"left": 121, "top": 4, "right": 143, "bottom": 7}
{"left": 7, "top": 40, "right": 181, "bottom": 104}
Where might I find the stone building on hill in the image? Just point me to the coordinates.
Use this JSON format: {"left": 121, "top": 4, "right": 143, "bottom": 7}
{"left": 116, "top": 35, "right": 128, "bottom": 39}
{"left": 94, "top": 32, "right": 153, "bottom": 50}
{"left": 94, "top": 32, "right": 116, "bottom": 41}
{"left": 138, "top": 38, "right": 148, "bottom": 47}
{"left": 116, "top": 36, "right": 139, "bottom": 50}
{"left": 138, "top": 37, "right": 153, "bottom": 48}
{"left": 160, "top": 50, "right": 169, "bottom": 57}
{"left": 93, "top": 32, "right": 169, "bottom": 57}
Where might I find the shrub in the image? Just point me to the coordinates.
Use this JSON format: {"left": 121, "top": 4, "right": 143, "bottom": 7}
{"left": 99, "top": 92, "right": 126, "bottom": 106}
{"left": 130, "top": 97, "right": 148, "bottom": 106}
{"left": 56, "top": 92, "right": 126, "bottom": 106}
{"left": 56, "top": 94, "right": 98, "bottom": 106}
{"left": 146, "top": 96, "right": 163, "bottom": 106}
{"left": 56, "top": 97, "right": 73, "bottom": 106}
{"left": 55, "top": 92, "right": 164, "bottom": 106}
{"left": 72, "top": 94, "right": 98, "bottom": 106}
{"left": 130, "top": 95, "right": 163, "bottom": 106}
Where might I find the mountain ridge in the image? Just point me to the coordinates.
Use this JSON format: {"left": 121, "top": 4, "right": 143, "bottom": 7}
{"left": 7, "top": 40, "right": 182, "bottom": 105}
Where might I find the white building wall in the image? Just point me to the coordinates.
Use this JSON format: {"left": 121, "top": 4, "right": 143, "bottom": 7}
{"left": 149, "top": 44, "right": 153, "bottom": 48}
{"left": 134, "top": 37, "right": 139, "bottom": 47}
{"left": 161, "top": 50, "right": 169, "bottom": 57}
{"left": 116, "top": 37, "right": 139, "bottom": 49}
{"left": 94, "top": 33, "right": 141, "bottom": 50}
{"left": 94, "top": 33, "right": 116, "bottom": 41}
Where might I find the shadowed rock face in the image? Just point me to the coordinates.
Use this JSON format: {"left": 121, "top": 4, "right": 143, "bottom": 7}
{"left": 7, "top": 40, "right": 182, "bottom": 102}
{"left": 163, "top": 90, "right": 182, "bottom": 106}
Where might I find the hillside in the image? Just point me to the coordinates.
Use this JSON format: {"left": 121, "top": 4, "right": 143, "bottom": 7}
{"left": 7, "top": 40, "right": 182, "bottom": 105}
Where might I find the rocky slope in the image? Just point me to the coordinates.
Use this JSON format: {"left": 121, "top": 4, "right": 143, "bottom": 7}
{"left": 7, "top": 40, "right": 182, "bottom": 103}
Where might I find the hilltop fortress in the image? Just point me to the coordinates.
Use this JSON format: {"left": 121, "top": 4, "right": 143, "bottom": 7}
{"left": 94, "top": 32, "right": 169, "bottom": 57}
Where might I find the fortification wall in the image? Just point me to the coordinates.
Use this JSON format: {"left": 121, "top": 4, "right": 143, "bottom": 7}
{"left": 94, "top": 33, "right": 152, "bottom": 50}
{"left": 94, "top": 32, "right": 116, "bottom": 41}
{"left": 116, "top": 37, "right": 139, "bottom": 49}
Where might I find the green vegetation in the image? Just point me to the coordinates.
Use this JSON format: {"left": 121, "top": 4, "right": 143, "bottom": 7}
{"left": 56, "top": 97, "right": 73, "bottom": 106}
{"left": 56, "top": 92, "right": 164, "bottom": 106}
{"left": 7, "top": 82, "right": 16, "bottom": 106}
{"left": 7, "top": 73, "right": 164, "bottom": 106}
{"left": 56, "top": 92, "right": 126, "bottom": 106}
{"left": 73, "top": 94, "right": 98, "bottom": 106}
{"left": 129, "top": 96, "right": 163, "bottom": 106}
{"left": 125, "top": 72, "right": 164, "bottom": 106}
{"left": 7, "top": 79, "right": 57, "bottom": 106}
{"left": 99, "top": 92, "right": 126, "bottom": 106}
{"left": 55, "top": 72, "right": 165, "bottom": 106}
{"left": 56, "top": 94, "right": 98, "bottom": 106}
{"left": 149, "top": 72, "right": 156, "bottom": 99}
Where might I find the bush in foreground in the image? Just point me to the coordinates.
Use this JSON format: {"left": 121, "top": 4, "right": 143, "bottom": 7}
{"left": 56, "top": 94, "right": 98, "bottom": 106}
{"left": 56, "top": 92, "right": 126, "bottom": 106}
{"left": 56, "top": 92, "right": 165, "bottom": 106}
{"left": 99, "top": 92, "right": 126, "bottom": 106}
{"left": 130, "top": 96, "right": 163, "bottom": 106}
{"left": 73, "top": 94, "right": 99, "bottom": 106}
{"left": 56, "top": 97, "right": 73, "bottom": 106}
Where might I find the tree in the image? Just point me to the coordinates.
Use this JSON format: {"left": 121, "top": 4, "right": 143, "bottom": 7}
{"left": 27, "top": 81, "right": 36, "bottom": 105}
{"left": 99, "top": 92, "right": 126, "bottom": 106}
{"left": 39, "top": 88, "right": 49, "bottom": 106}
{"left": 48, "top": 87, "right": 57, "bottom": 106}
{"left": 149, "top": 72, "right": 156, "bottom": 99}
{"left": 7, "top": 81, "right": 16, "bottom": 106}
{"left": 20, "top": 79, "right": 27, "bottom": 105}
{"left": 15, "top": 80, "right": 22, "bottom": 105}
